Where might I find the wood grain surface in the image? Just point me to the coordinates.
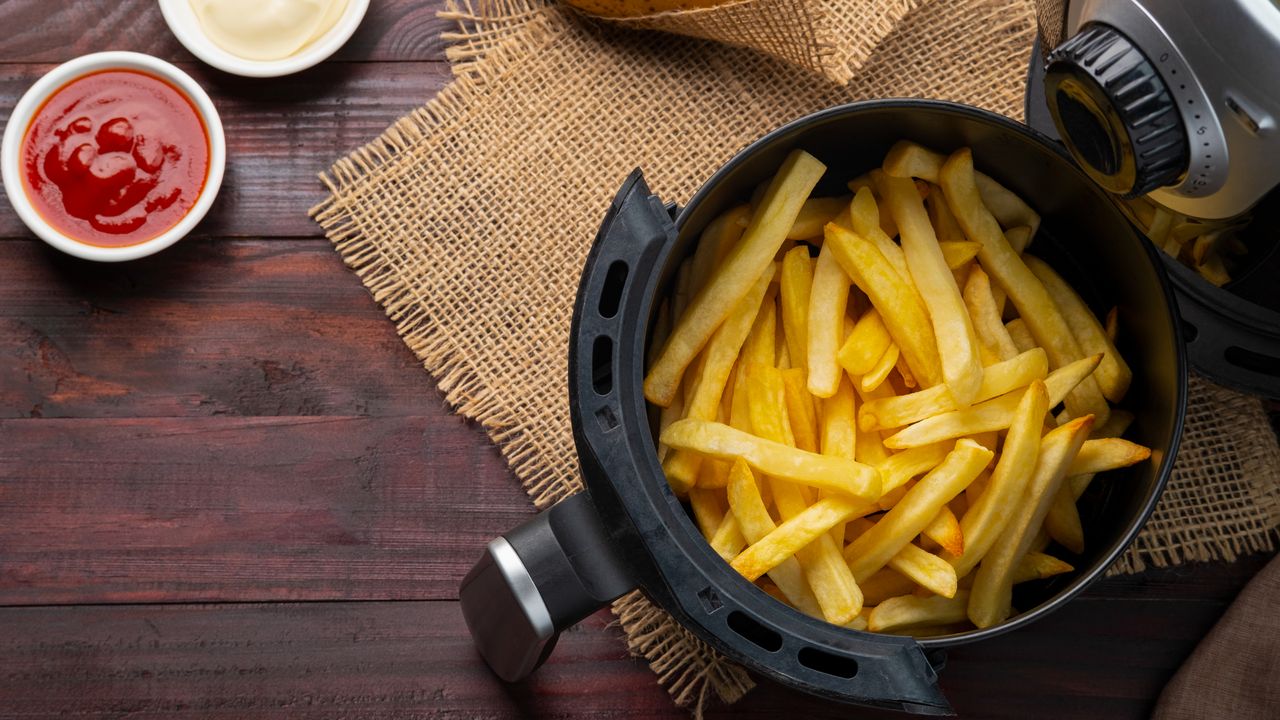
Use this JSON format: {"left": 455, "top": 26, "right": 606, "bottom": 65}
{"left": 0, "top": 1, "right": 1275, "bottom": 718}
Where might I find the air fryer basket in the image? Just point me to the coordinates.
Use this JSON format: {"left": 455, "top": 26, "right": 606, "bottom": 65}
{"left": 461, "top": 100, "right": 1186, "bottom": 715}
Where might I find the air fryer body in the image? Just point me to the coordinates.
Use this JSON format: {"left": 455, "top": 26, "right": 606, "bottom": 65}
{"left": 1036, "top": 0, "right": 1280, "bottom": 219}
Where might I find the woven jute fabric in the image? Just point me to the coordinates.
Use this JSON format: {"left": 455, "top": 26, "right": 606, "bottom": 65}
{"left": 312, "top": 0, "right": 1280, "bottom": 710}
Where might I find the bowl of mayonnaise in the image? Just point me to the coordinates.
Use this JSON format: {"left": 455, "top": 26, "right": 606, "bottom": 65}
{"left": 159, "top": 0, "right": 370, "bottom": 78}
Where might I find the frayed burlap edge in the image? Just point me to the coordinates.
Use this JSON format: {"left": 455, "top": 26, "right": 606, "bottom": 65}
{"left": 1108, "top": 374, "right": 1280, "bottom": 575}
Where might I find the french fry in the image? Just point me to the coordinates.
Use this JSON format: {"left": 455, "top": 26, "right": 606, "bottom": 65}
{"left": 688, "top": 488, "right": 725, "bottom": 538}
{"left": 846, "top": 440, "right": 992, "bottom": 581}
{"left": 780, "top": 246, "right": 814, "bottom": 375}
{"left": 690, "top": 205, "right": 751, "bottom": 296}
{"left": 1004, "top": 225, "right": 1033, "bottom": 257}
{"left": 861, "top": 343, "right": 900, "bottom": 393}
{"left": 860, "top": 348, "right": 1048, "bottom": 431}
{"left": 1070, "top": 411, "right": 1137, "bottom": 498}
{"left": 820, "top": 376, "right": 859, "bottom": 544}
{"left": 974, "top": 172, "right": 1041, "bottom": 239}
{"left": 731, "top": 496, "right": 867, "bottom": 581}
{"left": 1044, "top": 437, "right": 1152, "bottom": 551}
{"left": 788, "top": 196, "right": 848, "bottom": 239}
{"left": 664, "top": 267, "right": 775, "bottom": 492}
{"left": 939, "top": 149, "right": 1108, "bottom": 426}
{"left": 1013, "top": 552, "right": 1074, "bottom": 584}
{"left": 949, "top": 381, "right": 1049, "bottom": 576}
{"left": 883, "top": 354, "right": 1096, "bottom": 448}
{"left": 887, "top": 543, "right": 959, "bottom": 599}
{"left": 1067, "top": 438, "right": 1152, "bottom": 477}
{"left": 1024, "top": 255, "right": 1133, "bottom": 403}
{"left": 781, "top": 368, "right": 819, "bottom": 453}
{"left": 860, "top": 568, "right": 917, "bottom": 606}
{"left": 940, "top": 241, "right": 982, "bottom": 270}
{"left": 825, "top": 223, "right": 944, "bottom": 388}
{"left": 928, "top": 190, "right": 967, "bottom": 245}
{"left": 807, "top": 243, "right": 852, "bottom": 397}
{"left": 849, "top": 187, "right": 911, "bottom": 280}
{"left": 837, "top": 307, "right": 893, "bottom": 377}
{"left": 875, "top": 442, "right": 951, "bottom": 497}
{"left": 1105, "top": 307, "right": 1119, "bottom": 344}
{"left": 1006, "top": 318, "right": 1035, "bottom": 353}
{"left": 844, "top": 608, "right": 874, "bottom": 632}
{"left": 883, "top": 173, "right": 984, "bottom": 404}
{"left": 710, "top": 512, "right": 747, "bottom": 561}
{"left": 923, "top": 505, "right": 964, "bottom": 557}
{"left": 727, "top": 459, "right": 822, "bottom": 616}
{"left": 968, "top": 416, "right": 1094, "bottom": 628}
{"left": 748, "top": 366, "right": 866, "bottom": 623}
{"left": 869, "top": 591, "right": 970, "bottom": 632}
{"left": 662, "top": 419, "right": 882, "bottom": 501}
{"left": 646, "top": 149, "right": 826, "bottom": 407}
{"left": 964, "top": 265, "right": 1020, "bottom": 363}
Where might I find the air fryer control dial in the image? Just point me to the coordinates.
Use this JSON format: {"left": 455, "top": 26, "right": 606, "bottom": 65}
{"left": 1045, "top": 23, "right": 1189, "bottom": 198}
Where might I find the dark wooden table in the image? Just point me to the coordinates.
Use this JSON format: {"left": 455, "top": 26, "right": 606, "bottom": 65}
{"left": 0, "top": 2, "right": 1274, "bottom": 717}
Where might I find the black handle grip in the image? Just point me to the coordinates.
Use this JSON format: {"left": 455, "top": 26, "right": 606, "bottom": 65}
{"left": 460, "top": 492, "right": 636, "bottom": 681}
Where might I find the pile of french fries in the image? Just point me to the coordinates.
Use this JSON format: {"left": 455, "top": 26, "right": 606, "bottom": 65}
{"left": 643, "top": 141, "right": 1153, "bottom": 635}
{"left": 1123, "top": 195, "right": 1249, "bottom": 287}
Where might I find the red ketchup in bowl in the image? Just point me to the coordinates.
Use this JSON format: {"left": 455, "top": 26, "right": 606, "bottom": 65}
{"left": 19, "top": 70, "right": 209, "bottom": 248}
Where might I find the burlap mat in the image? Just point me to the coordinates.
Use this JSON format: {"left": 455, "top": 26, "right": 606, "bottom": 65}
{"left": 313, "top": 0, "right": 1280, "bottom": 710}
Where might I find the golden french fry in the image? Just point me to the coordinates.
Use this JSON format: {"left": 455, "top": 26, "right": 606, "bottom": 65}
{"left": 868, "top": 591, "right": 971, "bottom": 632}
{"left": 844, "top": 608, "right": 873, "bottom": 632}
{"left": 1004, "top": 225, "right": 1033, "bottom": 258}
{"left": 781, "top": 368, "right": 819, "bottom": 453}
{"left": 882, "top": 173, "right": 983, "bottom": 404}
{"left": 1070, "top": 411, "right": 1137, "bottom": 498}
{"left": 664, "top": 267, "right": 775, "bottom": 492}
{"left": 923, "top": 505, "right": 964, "bottom": 557}
{"left": 688, "top": 487, "right": 725, "bottom": 538}
{"left": 1006, "top": 318, "right": 1035, "bottom": 353}
{"left": 672, "top": 259, "right": 692, "bottom": 324}
{"left": 876, "top": 442, "right": 951, "bottom": 498}
{"left": 845, "top": 439, "right": 992, "bottom": 581}
{"left": 646, "top": 149, "right": 826, "bottom": 407}
{"left": 710, "top": 512, "right": 746, "bottom": 561}
{"left": 940, "top": 241, "right": 982, "bottom": 269}
{"left": 939, "top": 149, "right": 1108, "bottom": 426}
{"left": 968, "top": 416, "right": 1094, "bottom": 628}
{"left": 780, "top": 246, "right": 814, "bottom": 375}
{"left": 949, "top": 380, "right": 1049, "bottom": 576}
{"left": 820, "top": 376, "right": 859, "bottom": 544}
{"left": 690, "top": 205, "right": 751, "bottom": 296}
{"left": 964, "top": 265, "right": 1020, "bottom": 363}
{"left": 1105, "top": 306, "right": 1119, "bottom": 344}
{"left": 886, "top": 543, "right": 959, "bottom": 599}
{"left": 838, "top": 307, "right": 893, "bottom": 377}
{"left": 662, "top": 419, "right": 883, "bottom": 501}
{"left": 807, "top": 243, "right": 852, "bottom": 397}
{"left": 788, "top": 197, "right": 848, "bottom": 240}
{"left": 895, "top": 353, "right": 918, "bottom": 389}
{"left": 927, "top": 190, "right": 966, "bottom": 244}
{"left": 730, "top": 496, "right": 866, "bottom": 581}
{"left": 825, "top": 223, "right": 943, "bottom": 388}
{"left": 1013, "top": 551, "right": 1074, "bottom": 584}
{"left": 882, "top": 140, "right": 945, "bottom": 182}
{"left": 974, "top": 172, "right": 1041, "bottom": 239}
{"left": 727, "top": 459, "right": 822, "bottom": 616}
{"left": 1067, "top": 438, "right": 1152, "bottom": 477}
{"left": 752, "top": 383, "right": 866, "bottom": 624}
{"left": 1024, "top": 255, "right": 1133, "bottom": 403}
{"left": 849, "top": 187, "right": 911, "bottom": 280}
{"left": 860, "top": 568, "right": 917, "bottom": 606}
{"left": 883, "top": 355, "right": 1096, "bottom": 449}
{"left": 861, "top": 343, "right": 900, "bottom": 393}
{"left": 1045, "top": 437, "right": 1152, "bottom": 551}
{"left": 859, "top": 348, "right": 1048, "bottom": 431}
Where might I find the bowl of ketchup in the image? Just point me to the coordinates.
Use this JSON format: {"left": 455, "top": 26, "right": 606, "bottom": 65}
{"left": 1, "top": 51, "right": 225, "bottom": 261}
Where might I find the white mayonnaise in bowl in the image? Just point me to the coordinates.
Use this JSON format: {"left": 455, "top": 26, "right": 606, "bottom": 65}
{"left": 159, "top": 0, "right": 371, "bottom": 78}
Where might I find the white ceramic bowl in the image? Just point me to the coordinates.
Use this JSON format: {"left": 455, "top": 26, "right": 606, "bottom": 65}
{"left": 159, "top": 0, "right": 371, "bottom": 78}
{"left": 0, "top": 51, "right": 226, "bottom": 262}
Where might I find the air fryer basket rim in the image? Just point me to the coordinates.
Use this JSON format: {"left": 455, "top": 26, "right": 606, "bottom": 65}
{"left": 656, "top": 98, "right": 1188, "bottom": 649}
